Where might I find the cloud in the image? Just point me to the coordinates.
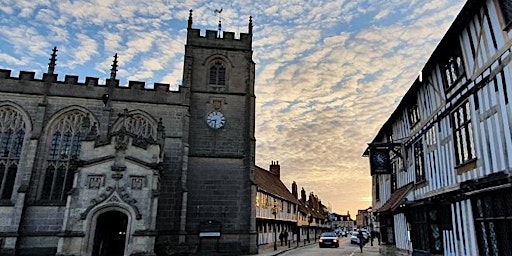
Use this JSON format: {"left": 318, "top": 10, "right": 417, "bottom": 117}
{"left": 0, "top": 0, "right": 465, "bottom": 215}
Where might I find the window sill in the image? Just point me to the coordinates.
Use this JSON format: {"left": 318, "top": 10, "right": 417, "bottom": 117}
{"left": 456, "top": 158, "right": 477, "bottom": 175}
{"left": 0, "top": 200, "right": 14, "bottom": 206}
{"left": 33, "top": 201, "right": 67, "bottom": 206}
{"left": 415, "top": 180, "right": 427, "bottom": 188}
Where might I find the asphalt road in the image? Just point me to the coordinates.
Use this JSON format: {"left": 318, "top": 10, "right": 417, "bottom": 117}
{"left": 279, "top": 237, "right": 380, "bottom": 256}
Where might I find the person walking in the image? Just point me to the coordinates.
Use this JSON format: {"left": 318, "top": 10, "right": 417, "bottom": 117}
{"left": 357, "top": 230, "right": 365, "bottom": 253}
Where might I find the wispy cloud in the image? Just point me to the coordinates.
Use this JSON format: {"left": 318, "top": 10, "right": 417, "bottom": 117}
{"left": 0, "top": 0, "right": 465, "bottom": 214}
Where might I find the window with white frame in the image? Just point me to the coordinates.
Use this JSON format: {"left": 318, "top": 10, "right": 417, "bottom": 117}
{"left": 41, "top": 111, "right": 93, "bottom": 201}
{"left": 0, "top": 106, "right": 25, "bottom": 200}
{"left": 451, "top": 101, "right": 476, "bottom": 165}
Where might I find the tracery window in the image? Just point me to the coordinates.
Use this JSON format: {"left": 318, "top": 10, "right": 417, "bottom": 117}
{"left": 123, "top": 114, "right": 155, "bottom": 140}
{"left": 41, "top": 111, "right": 93, "bottom": 201}
{"left": 0, "top": 106, "right": 25, "bottom": 200}
{"left": 209, "top": 60, "right": 226, "bottom": 86}
{"left": 113, "top": 112, "right": 156, "bottom": 147}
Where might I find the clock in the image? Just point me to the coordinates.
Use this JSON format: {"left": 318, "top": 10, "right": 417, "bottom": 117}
{"left": 206, "top": 111, "right": 226, "bottom": 129}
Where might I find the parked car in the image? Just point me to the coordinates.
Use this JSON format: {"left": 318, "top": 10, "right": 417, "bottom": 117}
{"left": 351, "top": 230, "right": 369, "bottom": 244}
{"left": 350, "top": 231, "right": 360, "bottom": 244}
{"left": 319, "top": 232, "right": 339, "bottom": 248}
{"left": 361, "top": 230, "right": 369, "bottom": 242}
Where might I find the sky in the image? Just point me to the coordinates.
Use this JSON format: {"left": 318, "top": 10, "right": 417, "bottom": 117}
{"left": 0, "top": 0, "right": 466, "bottom": 216}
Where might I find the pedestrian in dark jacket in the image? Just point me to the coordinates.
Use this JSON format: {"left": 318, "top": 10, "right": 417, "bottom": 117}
{"left": 357, "top": 230, "right": 365, "bottom": 253}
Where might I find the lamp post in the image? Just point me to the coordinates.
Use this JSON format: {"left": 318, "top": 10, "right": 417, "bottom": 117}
{"left": 271, "top": 203, "right": 278, "bottom": 251}
{"left": 307, "top": 213, "right": 312, "bottom": 243}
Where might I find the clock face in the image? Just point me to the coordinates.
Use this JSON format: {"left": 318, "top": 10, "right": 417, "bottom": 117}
{"left": 206, "top": 111, "right": 226, "bottom": 129}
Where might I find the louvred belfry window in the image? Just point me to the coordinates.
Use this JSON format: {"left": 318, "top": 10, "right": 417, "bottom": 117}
{"left": 0, "top": 106, "right": 25, "bottom": 200}
{"left": 209, "top": 60, "right": 226, "bottom": 86}
{"left": 41, "top": 111, "right": 93, "bottom": 201}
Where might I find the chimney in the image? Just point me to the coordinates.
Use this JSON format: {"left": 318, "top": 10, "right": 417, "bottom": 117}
{"left": 301, "top": 188, "right": 306, "bottom": 202}
{"left": 269, "top": 161, "right": 280, "bottom": 178}
{"left": 292, "top": 181, "right": 298, "bottom": 198}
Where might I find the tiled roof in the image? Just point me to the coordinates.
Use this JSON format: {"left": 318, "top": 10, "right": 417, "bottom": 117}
{"left": 254, "top": 166, "right": 299, "bottom": 204}
{"left": 376, "top": 183, "right": 414, "bottom": 213}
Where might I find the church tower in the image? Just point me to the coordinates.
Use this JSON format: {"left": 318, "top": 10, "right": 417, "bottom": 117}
{"left": 179, "top": 10, "right": 257, "bottom": 254}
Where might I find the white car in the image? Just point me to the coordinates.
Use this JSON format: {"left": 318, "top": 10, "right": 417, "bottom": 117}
{"left": 350, "top": 231, "right": 360, "bottom": 244}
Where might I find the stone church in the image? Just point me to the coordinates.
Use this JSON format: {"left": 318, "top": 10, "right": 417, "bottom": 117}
{"left": 0, "top": 11, "right": 257, "bottom": 256}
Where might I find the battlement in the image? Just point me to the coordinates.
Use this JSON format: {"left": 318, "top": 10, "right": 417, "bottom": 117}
{"left": 185, "top": 10, "right": 253, "bottom": 50}
{"left": 0, "top": 69, "right": 173, "bottom": 92}
{"left": 186, "top": 29, "right": 252, "bottom": 50}
{"left": 0, "top": 69, "right": 186, "bottom": 105}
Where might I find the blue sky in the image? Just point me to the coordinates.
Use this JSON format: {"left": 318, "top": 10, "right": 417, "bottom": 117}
{"left": 0, "top": 0, "right": 465, "bottom": 215}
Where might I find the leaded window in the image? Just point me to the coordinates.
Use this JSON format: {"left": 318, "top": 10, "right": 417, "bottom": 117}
{"left": 442, "top": 47, "right": 465, "bottom": 89}
{"left": 472, "top": 188, "right": 512, "bottom": 256}
{"left": 414, "top": 139, "right": 425, "bottom": 183}
{"left": 209, "top": 60, "right": 226, "bottom": 86}
{"left": 408, "top": 102, "right": 420, "bottom": 127}
{"left": 409, "top": 204, "right": 450, "bottom": 254}
{"left": 498, "top": 0, "right": 512, "bottom": 28}
{"left": 41, "top": 111, "right": 93, "bottom": 201}
{"left": 452, "top": 101, "right": 476, "bottom": 166}
{"left": 0, "top": 106, "right": 25, "bottom": 200}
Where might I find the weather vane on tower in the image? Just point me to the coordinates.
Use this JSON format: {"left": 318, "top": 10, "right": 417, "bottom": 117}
{"left": 214, "top": 8, "right": 223, "bottom": 38}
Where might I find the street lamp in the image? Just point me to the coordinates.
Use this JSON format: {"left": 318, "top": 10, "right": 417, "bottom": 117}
{"left": 307, "top": 213, "right": 313, "bottom": 243}
{"left": 271, "top": 203, "right": 278, "bottom": 251}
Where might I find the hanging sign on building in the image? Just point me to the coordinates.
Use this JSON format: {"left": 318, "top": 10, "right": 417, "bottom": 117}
{"left": 369, "top": 146, "right": 392, "bottom": 175}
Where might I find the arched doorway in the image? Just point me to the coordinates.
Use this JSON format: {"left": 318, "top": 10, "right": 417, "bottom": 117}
{"left": 92, "top": 211, "right": 128, "bottom": 256}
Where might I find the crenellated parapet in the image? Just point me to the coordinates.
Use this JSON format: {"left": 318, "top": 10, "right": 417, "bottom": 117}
{"left": 0, "top": 68, "right": 186, "bottom": 104}
{"left": 186, "top": 10, "right": 253, "bottom": 50}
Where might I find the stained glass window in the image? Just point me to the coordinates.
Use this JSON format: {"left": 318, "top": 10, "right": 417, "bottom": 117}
{"left": 0, "top": 106, "right": 26, "bottom": 200}
{"left": 41, "top": 111, "right": 92, "bottom": 201}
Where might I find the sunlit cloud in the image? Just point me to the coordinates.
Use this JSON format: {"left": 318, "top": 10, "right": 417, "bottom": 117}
{"left": 0, "top": 0, "right": 465, "bottom": 215}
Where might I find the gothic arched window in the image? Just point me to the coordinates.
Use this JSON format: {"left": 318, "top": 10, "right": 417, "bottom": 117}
{"left": 0, "top": 106, "right": 26, "bottom": 200}
{"left": 209, "top": 60, "right": 226, "bottom": 86}
{"left": 41, "top": 111, "right": 93, "bottom": 201}
{"left": 113, "top": 111, "right": 156, "bottom": 147}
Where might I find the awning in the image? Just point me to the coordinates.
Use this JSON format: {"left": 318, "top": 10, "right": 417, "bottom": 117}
{"left": 376, "top": 183, "right": 414, "bottom": 213}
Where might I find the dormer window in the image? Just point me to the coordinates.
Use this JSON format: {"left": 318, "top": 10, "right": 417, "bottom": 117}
{"left": 209, "top": 60, "right": 226, "bottom": 86}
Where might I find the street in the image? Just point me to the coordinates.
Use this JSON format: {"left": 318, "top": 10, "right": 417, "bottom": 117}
{"left": 279, "top": 237, "right": 380, "bottom": 256}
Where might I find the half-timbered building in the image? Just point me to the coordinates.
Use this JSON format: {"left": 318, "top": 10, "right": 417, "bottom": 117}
{"left": 365, "top": 0, "right": 512, "bottom": 255}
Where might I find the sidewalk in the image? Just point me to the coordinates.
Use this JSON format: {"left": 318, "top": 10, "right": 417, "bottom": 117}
{"left": 252, "top": 241, "right": 381, "bottom": 256}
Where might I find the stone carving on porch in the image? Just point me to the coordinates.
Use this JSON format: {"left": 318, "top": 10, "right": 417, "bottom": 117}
{"left": 81, "top": 185, "right": 142, "bottom": 220}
